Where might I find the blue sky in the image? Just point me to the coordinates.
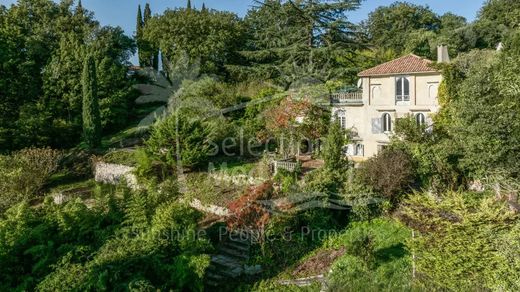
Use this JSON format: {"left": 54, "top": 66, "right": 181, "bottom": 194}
{"left": 3, "top": 0, "right": 486, "bottom": 64}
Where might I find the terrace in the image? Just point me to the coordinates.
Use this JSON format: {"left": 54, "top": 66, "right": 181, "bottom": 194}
{"left": 330, "top": 91, "right": 363, "bottom": 105}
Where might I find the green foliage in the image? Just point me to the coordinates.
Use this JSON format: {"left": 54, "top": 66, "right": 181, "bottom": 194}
{"left": 433, "top": 41, "right": 520, "bottom": 179}
{"left": 0, "top": 184, "right": 210, "bottom": 291}
{"left": 366, "top": 2, "right": 440, "bottom": 57}
{"left": 143, "top": 7, "right": 245, "bottom": 76}
{"left": 82, "top": 56, "right": 102, "bottom": 149}
{"left": 136, "top": 5, "right": 144, "bottom": 67}
{"left": 178, "top": 77, "right": 247, "bottom": 110}
{"left": 137, "top": 3, "right": 158, "bottom": 69}
{"left": 326, "top": 218, "right": 412, "bottom": 291}
{"left": 323, "top": 121, "right": 348, "bottom": 171}
{"left": 0, "top": 148, "right": 62, "bottom": 213}
{"left": 0, "top": 0, "right": 135, "bottom": 150}
{"left": 395, "top": 115, "right": 430, "bottom": 144}
{"left": 103, "top": 149, "right": 137, "bottom": 166}
{"left": 399, "top": 191, "right": 520, "bottom": 290}
{"left": 233, "top": 0, "right": 363, "bottom": 88}
{"left": 474, "top": 0, "right": 520, "bottom": 48}
{"left": 393, "top": 115, "right": 466, "bottom": 193}
{"left": 273, "top": 169, "right": 298, "bottom": 194}
{"left": 146, "top": 112, "right": 216, "bottom": 169}
{"left": 304, "top": 168, "right": 345, "bottom": 196}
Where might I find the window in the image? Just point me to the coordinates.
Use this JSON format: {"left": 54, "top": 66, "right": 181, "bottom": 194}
{"left": 355, "top": 144, "right": 364, "bottom": 157}
{"left": 382, "top": 113, "right": 392, "bottom": 132}
{"left": 416, "top": 113, "right": 426, "bottom": 126}
{"left": 428, "top": 83, "right": 439, "bottom": 98}
{"left": 396, "top": 77, "right": 410, "bottom": 102}
{"left": 377, "top": 144, "right": 388, "bottom": 153}
{"left": 336, "top": 110, "right": 347, "bottom": 129}
{"left": 371, "top": 85, "right": 381, "bottom": 100}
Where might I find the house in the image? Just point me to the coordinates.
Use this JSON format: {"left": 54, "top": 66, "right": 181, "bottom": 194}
{"left": 332, "top": 46, "right": 449, "bottom": 159}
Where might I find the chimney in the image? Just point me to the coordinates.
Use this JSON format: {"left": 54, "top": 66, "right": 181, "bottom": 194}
{"left": 437, "top": 45, "right": 450, "bottom": 63}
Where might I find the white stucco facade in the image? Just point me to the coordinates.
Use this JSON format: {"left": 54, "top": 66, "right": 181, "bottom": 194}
{"left": 332, "top": 60, "right": 443, "bottom": 159}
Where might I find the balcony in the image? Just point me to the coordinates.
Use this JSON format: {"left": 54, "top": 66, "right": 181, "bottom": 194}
{"left": 331, "top": 91, "right": 363, "bottom": 105}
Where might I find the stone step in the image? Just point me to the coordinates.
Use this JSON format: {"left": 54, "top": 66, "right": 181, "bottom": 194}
{"left": 205, "top": 279, "right": 219, "bottom": 287}
{"left": 206, "top": 272, "right": 224, "bottom": 281}
{"left": 207, "top": 263, "right": 243, "bottom": 278}
{"left": 222, "top": 241, "right": 250, "bottom": 252}
{"left": 218, "top": 246, "right": 249, "bottom": 260}
{"left": 211, "top": 255, "right": 241, "bottom": 268}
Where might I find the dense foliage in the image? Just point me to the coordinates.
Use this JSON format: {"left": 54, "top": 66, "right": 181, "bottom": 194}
{"left": 143, "top": 7, "right": 245, "bottom": 78}
{"left": 0, "top": 0, "right": 136, "bottom": 151}
{"left": 0, "top": 148, "right": 62, "bottom": 213}
{"left": 1, "top": 0, "right": 520, "bottom": 290}
{"left": 232, "top": 0, "right": 363, "bottom": 88}
{"left": 399, "top": 191, "right": 520, "bottom": 290}
{"left": 0, "top": 185, "right": 210, "bottom": 291}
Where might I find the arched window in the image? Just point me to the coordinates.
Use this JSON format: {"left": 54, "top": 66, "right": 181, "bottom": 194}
{"left": 336, "top": 110, "right": 346, "bottom": 129}
{"left": 382, "top": 113, "right": 392, "bottom": 132}
{"left": 428, "top": 83, "right": 439, "bottom": 99}
{"left": 416, "top": 113, "right": 426, "bottom": 126}
{"left": 371, "top": 85, "right": 381, "bottom": 100}
{"left": 396, "top": 77, "right": 410, "bottom": 102}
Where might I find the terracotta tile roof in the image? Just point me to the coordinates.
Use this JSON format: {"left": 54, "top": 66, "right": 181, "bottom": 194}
{"left": 358, "top": 54, "right": 437, "bottom": 77}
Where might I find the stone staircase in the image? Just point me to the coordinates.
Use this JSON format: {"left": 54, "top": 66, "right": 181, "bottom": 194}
{"left": 205, "top": 233, "right": 261, "bottom": 288}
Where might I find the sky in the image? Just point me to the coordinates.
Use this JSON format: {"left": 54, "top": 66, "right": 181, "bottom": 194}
{"left": 2, "top": 0, "right": 487, "bottom": 64}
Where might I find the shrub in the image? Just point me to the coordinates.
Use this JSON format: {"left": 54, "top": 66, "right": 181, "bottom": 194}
{"left": 273, "top": 169, "right": 298, "bottom": 194}
{"left": 304, "top": 168, "right": 345, "bottom": 195}
{"left": 0, "top": 148, "right": 62, "bottom": 212}
{"left": 398, "top": 191, "right": 520, "bottom": 290}
{"left": 146, "top": 112, "right": 216, "bottom": 169}
{"left": 359, "top": 148, "right": 415, "bottom": 203}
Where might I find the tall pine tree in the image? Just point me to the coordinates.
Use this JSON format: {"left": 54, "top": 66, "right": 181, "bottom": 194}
{"left": 187, "top": 0, "right": 192, "bottom": 10}
{"left": 233, "top": 0, "right": 363, "bottom": 89}
{"left": 143, "top": 3, "right": 159, "bottom": 69}
{"left": 136, "top": 5, "right": 145, "bottom": 66}
{"left": 82, "top": 55, "right": 101, "bottom": 148}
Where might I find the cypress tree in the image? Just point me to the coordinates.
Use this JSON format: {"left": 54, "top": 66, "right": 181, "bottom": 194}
{"left": 202, "top": 2, "right": 206, "bottom": 12}
{"left": 82, "top": 56, "right": 101, "bottom": 149}
{"left": 323, "top": 121, "right": 347, "bottom": 171}
{"left": 143, "top": 3, "right": 159, "bottom": 69}
{"left": 187, "top": 0, "right": 192, "bottom": 10}
{"left": 136, "top": 5, "right": 144, "bottom": 66}
{"left": 144, "top": 3, "right": 152, "bottom": 23}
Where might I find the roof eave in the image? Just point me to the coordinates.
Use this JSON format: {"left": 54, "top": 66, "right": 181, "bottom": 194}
{"left": 358, "top": 70, "right": 440, "bottom": 77}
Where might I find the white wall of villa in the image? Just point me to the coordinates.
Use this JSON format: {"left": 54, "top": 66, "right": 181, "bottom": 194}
{"left": 332, "top": 54, "right": 443, "bottom": 159}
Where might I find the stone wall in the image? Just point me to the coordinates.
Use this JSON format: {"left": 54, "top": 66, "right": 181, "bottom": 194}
{"left": 94, "top": 162, "right": 140, "bottom": 190}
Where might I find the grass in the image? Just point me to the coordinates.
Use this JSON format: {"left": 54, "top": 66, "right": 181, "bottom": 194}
{"left": 184, "top": 172, "right": 248, "bottom": 206}
{"left": 324, "top": 218, "right": 413, "bottom": 291}
{"left": 207, "top": 155, "right": 259, "bottom": 176}
{"left": 47, "top": 179, "right": 96, "bottom": 195}
{"left": 102, "top": 149, "right": 137, "bottom": 166}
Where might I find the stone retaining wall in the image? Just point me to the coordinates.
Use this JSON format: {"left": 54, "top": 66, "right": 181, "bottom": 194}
{"left": 210, "top": 172, "right": 264, "bottom": 186}
{"left": 94, "top": 162, "right": 140, "bottom": 190}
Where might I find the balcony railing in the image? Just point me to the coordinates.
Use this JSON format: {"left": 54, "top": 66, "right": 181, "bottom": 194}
{"left": 331, "top": 91, "right": 363, "bottom": 104}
